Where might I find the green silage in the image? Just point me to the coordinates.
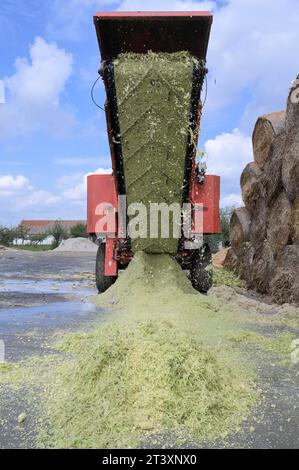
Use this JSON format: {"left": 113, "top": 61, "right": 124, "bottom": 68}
{"left": 38, "top": 253, "right": 257, "bottom": 448}
{"left": 2, "top": 254, "right": 297, "bottom": 448}
{"left": 43, "top": 321, "right": 254, "bottom": 448}
{"left": 114, "top": 52, "right": 197, "bottom": 254}
{"left": 212, "top": 267, "right": 246, "bottom": 288}
{"left": 0, "top": 253, "right": 260, "bottom": 448}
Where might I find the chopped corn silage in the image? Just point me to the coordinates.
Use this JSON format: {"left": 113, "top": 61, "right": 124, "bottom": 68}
{"left": 1, "top": 254, "right": 298, "bottom": 448}
{"left": 114, "top": 52, "right": 198, "bottom": 254}
{"left": 37, "top": 253, "right": 258, "bottom": 448}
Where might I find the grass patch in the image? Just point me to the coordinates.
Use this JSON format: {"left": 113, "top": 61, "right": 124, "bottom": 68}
{"left": 15, "top": 245, "right": 52, "bottom": 251}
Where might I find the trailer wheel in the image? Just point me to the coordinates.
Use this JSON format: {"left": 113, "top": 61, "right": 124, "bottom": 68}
{"left": 190, "top": 243, "right": 213, "bottom": 293}
{"left": 95, "top": 242, "right": 117, "bottom": 293}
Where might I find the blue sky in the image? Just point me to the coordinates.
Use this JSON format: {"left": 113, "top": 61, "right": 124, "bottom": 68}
{"left": 0, "top": 0, "right": 298, "bottom": 225}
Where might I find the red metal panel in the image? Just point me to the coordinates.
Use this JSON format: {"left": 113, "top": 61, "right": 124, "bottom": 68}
{"left": 94, "top": 11, "right": 212, "bottom": 18}
{"left": 191, "top": 175, "right": 221, "bottom": 234}
{"left": 87, "top": 174, "right": 118, "bottom": 234}
{"left": 105, "top": 238, "right": 117, "bottom": 276}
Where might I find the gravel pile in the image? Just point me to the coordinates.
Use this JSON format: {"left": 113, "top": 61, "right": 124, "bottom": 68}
{"left": 54, "top": 237, "right": 98, "bottom": 252}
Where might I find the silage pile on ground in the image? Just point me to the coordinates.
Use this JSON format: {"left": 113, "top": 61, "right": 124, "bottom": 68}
{"left": 1, "top": 255, "right": 298, "bottom": 448}
{"left": 33, "top": 253, "right": 257, "bottom": 448}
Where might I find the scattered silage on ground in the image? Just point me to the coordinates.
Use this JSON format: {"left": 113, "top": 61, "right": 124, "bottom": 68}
{"left": 1, "top": 253, "right": 298, "bottom": 448}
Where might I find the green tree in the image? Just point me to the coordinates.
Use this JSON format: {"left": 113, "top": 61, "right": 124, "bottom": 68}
{"left": 15, "top": 224, "right": 30, "bottom": 244}
{"left": 48, "top": 221, "right": 69, "bottom": 249}
{"left": 30, "top": 233, "right": 47, "bottom": 245}
{"left": 70, "top": 222, "right": 87, "bottom": 238}
{"left": 204, "top": 206, "right": 234, "bottom": 253}
{"left": 0, "top": 225, "right": 15, "bottom": 246}
{"left": 219, "top": 206, "right": 234, "bottom": 247}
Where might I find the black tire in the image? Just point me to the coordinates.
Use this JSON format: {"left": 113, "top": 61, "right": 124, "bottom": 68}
{"left": 190, "top": 243, "right": 213, "bottom": 293}
{"left": 95, "top": 242, "right": 117, "bottom": 293}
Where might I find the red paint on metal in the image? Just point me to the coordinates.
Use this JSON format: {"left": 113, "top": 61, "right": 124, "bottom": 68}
{"left": 191, "top": 175, "right": 221, "bottom": 234}
{"left": 105, "top": 237, "right": 118, "bottom": 276}
{"left": 87, "top": 172, "right": 220, "bottom": 276}
{"left": 87, "top": 174, "right": 118, "bottom": 234}
{"left": 94, "top": 11, "right": 212, "bottom": 19}
{"left": 87, "top": 173, "right": 220, "bottom": 236}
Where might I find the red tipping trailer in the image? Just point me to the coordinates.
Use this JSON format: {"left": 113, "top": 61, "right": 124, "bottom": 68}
{"left": 87, "top": 11, "right": 220, "bottom": 293}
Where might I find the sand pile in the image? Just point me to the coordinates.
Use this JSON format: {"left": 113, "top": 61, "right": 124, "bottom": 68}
{"left": 54, "top": 237, "right": 97, "bottom": 252}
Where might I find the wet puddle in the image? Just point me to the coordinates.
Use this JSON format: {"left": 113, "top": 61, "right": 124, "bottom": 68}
{"left": 0, "top": 278, "right": 95, "bottom": 296}
{"left": 0, "top": 300, "right": 99, "bottom": 333}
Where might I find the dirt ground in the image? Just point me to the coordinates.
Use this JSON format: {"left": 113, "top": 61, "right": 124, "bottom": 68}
{"left": 0, "top": 249, "right": 298, "bottom": 449}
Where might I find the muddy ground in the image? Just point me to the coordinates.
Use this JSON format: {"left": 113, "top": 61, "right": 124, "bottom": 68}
{"left": 0, "top": 249, "right": 298, "bottom": 449}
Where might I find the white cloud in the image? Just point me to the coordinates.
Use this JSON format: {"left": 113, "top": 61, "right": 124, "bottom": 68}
{"left": 0, "top": 174, "right": 33, "bottom": 193}
{"left": 62, "top": 183, "right": 86, "bottom": 202}
{"left": 221, "top": 193, "right": 242, "bottom": 208}
{"left": 206, "top": 0, "right": 299, "bottom": 130}
{"left": 0, "top": 173, "right": 60, "bottom": 225}
{"left": 0, "top": 167, "right": 113, "bottom": 224}
{"left": 204, "top": 129, "right": 252, "bottom": 177}
{"left": 61, "top": 167, "right": 112, "bottom": 202}
{"left": 0, "top": 37, "right": 75, "bottom": 139}
{"left": 57, "top": 172, "right": 85, "bottom": 190}
{"left": 17, "top": 190, "right": 60, "bottom": 209}
{"left": 203, "top": 129, "right": 252, "bottom": 207}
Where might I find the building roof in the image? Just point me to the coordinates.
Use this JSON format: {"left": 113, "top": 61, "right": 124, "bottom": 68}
{"left": 20, "top": 220, "right": 86, "bottom": 235}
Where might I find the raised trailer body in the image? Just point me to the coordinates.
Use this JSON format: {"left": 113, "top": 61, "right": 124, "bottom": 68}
{"left": 87, "top": 11, "right": 220, "bottom": 292}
